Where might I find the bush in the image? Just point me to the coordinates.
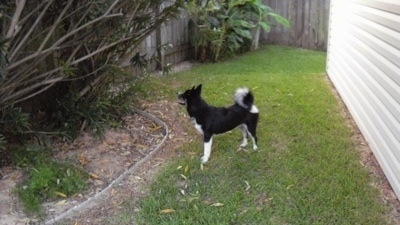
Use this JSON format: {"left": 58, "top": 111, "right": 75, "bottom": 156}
{"left": 0, "top": 0, "right": 184, "bottom": 146}
{"left": 185, "top": 0, "right": 290, "bottom": 62}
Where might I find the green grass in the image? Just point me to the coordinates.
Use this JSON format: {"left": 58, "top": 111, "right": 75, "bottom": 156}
{"left": 122, "top": 45, "right": 391, "bottom": 224}
{"left": 14, "top": 145, "right": 88, "bottom": 218}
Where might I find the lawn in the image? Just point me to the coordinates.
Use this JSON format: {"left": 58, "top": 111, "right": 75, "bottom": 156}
{"left": 124, "top": 45, "right": 391, "bottom": 224}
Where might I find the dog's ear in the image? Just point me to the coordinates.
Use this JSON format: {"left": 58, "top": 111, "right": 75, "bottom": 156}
{"left": 194, "top": 84, "right": 202, "bottom": 95}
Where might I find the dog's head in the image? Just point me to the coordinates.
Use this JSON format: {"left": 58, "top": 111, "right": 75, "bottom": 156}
{"left": 177, "top": 84, "right": 202, "bottom": 106}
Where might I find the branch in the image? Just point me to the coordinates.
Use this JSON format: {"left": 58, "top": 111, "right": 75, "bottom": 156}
{"left": 50, "top": 1, "right": 123, "bottom": 49}
{"left": 6, "top": 0, "right": 26, "bottom": 39}
{"left": 1, "top": 0, "right": 185, "bottom": 106}
{"left": 2, "top": 76, "right": 63, "bottom": 103}
{"left": 9, "top": 0, "right": 54, "bottom": 61}
{"left": 7, "top": 12, "right": 122, "bottom": 70}
{"left": 39, "top": 0, "right": 74, "bottom": 51}
{"left": 62, "top": 58, "right": 110, "bottom": 82}
{"left": 127, "top": 2, "right": 143, "bottom": 25}
{"left": 7, "top": 46, "right": 59, "bottom": 70}
{"left": 8, "top": 82, "right": 58, "bottom": 107}
{"left": 0, "top": 66, "right": 38, "bottom": 92}
{"left": 2, "top": 35, "right": 130, "bottom": 103}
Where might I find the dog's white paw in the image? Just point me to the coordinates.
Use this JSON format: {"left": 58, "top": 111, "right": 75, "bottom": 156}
{"left": 201, "top": 155, "right": 209, "bottom": 164}
{"left": 253, "top": 145, "right": 258, "bottom": 151}
{"left": 240, "top": 140, "right": 248, "bottom": 148}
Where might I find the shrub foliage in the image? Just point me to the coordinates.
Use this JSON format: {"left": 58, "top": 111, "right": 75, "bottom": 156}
{"left": 0, "top": 0, "right": 183, "bottom": 148}
{"left": 185, "top": 0, "right": 290, "bottom": 62}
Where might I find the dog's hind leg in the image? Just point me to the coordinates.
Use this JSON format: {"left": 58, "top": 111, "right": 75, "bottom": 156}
{"left": 238, "top": 124, "right": 248, "bottom": 148}
{"left": 201, "top": 135, "right": 213, "bottom": 164}
{"left": 247, "top": 127, "right": 258, "bottom": 151}
{"left": 248, "top": 132, "right": 258, "bottom": 150}
{"left": 246, "top": 114, "right": 258, "bottom": 151}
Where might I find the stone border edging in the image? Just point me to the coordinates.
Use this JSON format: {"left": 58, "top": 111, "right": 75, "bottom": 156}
{"left": 45, "top": 109, "right": 169, "bottom": 225}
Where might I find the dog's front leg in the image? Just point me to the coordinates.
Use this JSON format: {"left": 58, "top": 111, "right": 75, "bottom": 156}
{"left": 201, "top": 134, "right": 213, "bottom": 164}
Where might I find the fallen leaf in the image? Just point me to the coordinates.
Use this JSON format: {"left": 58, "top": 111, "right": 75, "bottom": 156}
{"left": 188, "top": 196, "right": 199, "bottom": 203}
{"left": 244, "top": 180, "right": 251, "bottom": 191}
{"left": 286, "top": 184, "right": 294, "bottom": 190}
{"left": 184, "top": 165, "right": 189, "bottom": 174}
{"left": 120, "top": 151, "right": 131, "bottom": 156}
{"left": 135, "top": 144, "right": 147, "bottom": 149}
{"left": 94, "top": 179, "right": 104, "bottom": 186}
{"left": 77, "top": 154, "right": 87, "bottom": 166}
{"left": 151, "top": 125, "right": 162, "bottom": 132}
{"left": 203, "top": 199, "right": 212, "bottom": 205}
{"left": 54, "top": 200, "right": 68, "bottom": 206}
{"left": 89, "top": 173, "right": 100, "bottom": 179}
{"left": 160, "top": 209, "right": 175, "bottom": 214}
{"left": 239, "top": 208, "right": 249, "bottom": 216}
{"left": 112, "top": 199, "right": 124, "bottom": 206}
{"left": 210, "top": 202, "right": 224, "bottom": 207}
{"left": 180, "top": 174, "right": 187, "bottom": 180}
{"left": 54, "top": 191, "right": 67, "bottom": 198}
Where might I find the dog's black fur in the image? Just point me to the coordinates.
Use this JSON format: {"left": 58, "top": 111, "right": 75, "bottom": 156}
{"left": 178, "top": 84, "right": 259, "bottom": 163}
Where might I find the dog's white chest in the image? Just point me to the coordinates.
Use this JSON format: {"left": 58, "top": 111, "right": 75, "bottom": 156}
{"left": 190, "top": 118, "right": 203, "bottom": 135}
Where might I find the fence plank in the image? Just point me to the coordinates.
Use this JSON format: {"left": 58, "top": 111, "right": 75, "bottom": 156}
{"left": 263, "top": 0, "right": 330, "bottom": 50}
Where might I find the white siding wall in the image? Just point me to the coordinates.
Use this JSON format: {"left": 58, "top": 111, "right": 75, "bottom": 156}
{"left": 326, "top": 0, "right": 400, "bottom": 198}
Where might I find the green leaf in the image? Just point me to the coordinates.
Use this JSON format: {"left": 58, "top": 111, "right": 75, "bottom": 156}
{"left": 228, "top": 0, "right": 250, "bottom": 10}
{"left": 232, "top": 28, "right": 252, "bottom": 39}
{"left": 267, "top": 12, "right": 291, "bottom": 28}
{"left": 229, "top": 15, "right": 255, "bottom": 28}
{"left": 258, "top": 21, "right": 271, "bottom": 32}
{"left": 226, "top": 35, "right": 241, "bottom": 49}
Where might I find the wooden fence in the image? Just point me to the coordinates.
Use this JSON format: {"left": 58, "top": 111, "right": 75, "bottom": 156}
{"left": 128, "top": 0, "right": 330, "bottom": 72}
{"left": 262, "top": 0, "right": 330, "bottom": 50}
{"left": 124, "top": 9, "right": 190, "bottom": 73}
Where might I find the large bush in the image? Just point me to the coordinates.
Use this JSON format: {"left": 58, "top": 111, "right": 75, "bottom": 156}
{"left": 0, "top": 0, "right": 183, "bottom": 150}
{"left": 185, "top": 0, "right": 290, "bottom": 62}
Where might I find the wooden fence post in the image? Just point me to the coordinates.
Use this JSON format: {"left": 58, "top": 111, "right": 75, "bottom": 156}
{"left": 155, "top": 5, "right": 165, "bottom": 71}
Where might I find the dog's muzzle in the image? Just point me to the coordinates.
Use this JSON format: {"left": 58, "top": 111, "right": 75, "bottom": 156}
{"left": 177, "top": 93, "right": 186, "bottom": 105}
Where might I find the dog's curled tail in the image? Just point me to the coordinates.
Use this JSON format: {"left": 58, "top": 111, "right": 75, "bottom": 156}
{"left": 234, "top": 88, "right": 259, "bottom": 113}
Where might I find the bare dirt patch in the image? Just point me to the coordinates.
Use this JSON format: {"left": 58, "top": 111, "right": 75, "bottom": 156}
{"left": 0, "top": 100, "right": 189, "bottom": 225}
{"left": 52, "top": 100, "right": 190, "bottom": 225}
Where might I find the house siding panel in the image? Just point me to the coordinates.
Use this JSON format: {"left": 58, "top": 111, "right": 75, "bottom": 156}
{"left": 327, "top": 0, "right": 400, "bottom": 198}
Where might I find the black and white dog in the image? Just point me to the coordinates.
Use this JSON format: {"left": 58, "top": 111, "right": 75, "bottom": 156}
{"left": 178, "top": 84, "right": 259, "bottom": 164}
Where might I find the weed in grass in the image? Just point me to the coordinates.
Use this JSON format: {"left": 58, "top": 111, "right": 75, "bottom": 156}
{"left": 14, "top": 145, "right": 87, "bottom": 218}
